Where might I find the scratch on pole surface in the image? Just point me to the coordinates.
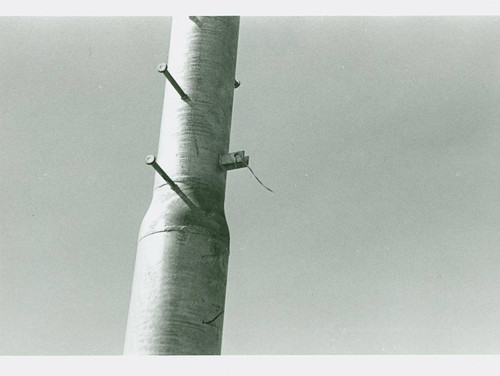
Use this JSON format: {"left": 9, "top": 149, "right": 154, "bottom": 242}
{"left": 202, "top": 311, "right": 224, "bottom": 325}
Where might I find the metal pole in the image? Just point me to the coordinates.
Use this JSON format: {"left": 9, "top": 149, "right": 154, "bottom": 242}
{"left": 123, "top": 16, "right": 240, "bottom": 355}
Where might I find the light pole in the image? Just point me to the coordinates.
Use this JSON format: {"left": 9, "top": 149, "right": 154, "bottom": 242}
{"left": 123, "top": 16, "right": 241, "bottom": 355}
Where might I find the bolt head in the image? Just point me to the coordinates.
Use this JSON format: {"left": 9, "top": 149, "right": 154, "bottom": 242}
{"left": 145, "top": 155, "right": 156, "bottom": 165}
{"left": 157, "top": 63, "right": 167, "bottom": 72}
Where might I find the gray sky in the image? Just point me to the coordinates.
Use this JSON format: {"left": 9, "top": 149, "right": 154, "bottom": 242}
{"left": 1, "top": 16, "right": 500, "bottom": 355}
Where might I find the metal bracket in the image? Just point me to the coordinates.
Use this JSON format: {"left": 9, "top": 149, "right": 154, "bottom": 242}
{"left": 219, "top": 151, "right": 249, "bottom": 171}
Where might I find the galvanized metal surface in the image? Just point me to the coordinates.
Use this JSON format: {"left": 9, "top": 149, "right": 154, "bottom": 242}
{"left": 123, "top": 16, "right": 240, "bottom": 355}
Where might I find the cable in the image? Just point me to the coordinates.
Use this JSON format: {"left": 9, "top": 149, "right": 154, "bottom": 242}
{"left": 237, "top": 154, "right": 274, "bottom": 193}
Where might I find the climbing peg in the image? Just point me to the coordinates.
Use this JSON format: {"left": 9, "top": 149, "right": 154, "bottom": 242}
{"left": 157, "top": 63, "right": 189, "bottom": 100}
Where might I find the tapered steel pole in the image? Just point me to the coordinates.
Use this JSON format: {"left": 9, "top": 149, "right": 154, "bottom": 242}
{"left": 123, "top": 16, "right": 240, "bottom": 355}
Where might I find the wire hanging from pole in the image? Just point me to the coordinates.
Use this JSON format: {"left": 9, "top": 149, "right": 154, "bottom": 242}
{"left": 236, "top": 154, "right": 274, "bottom": 193}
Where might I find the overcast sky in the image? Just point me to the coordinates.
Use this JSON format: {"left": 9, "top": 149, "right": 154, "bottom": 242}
{"left": 1, "top": 16, "right": 500, "bottom": 355}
